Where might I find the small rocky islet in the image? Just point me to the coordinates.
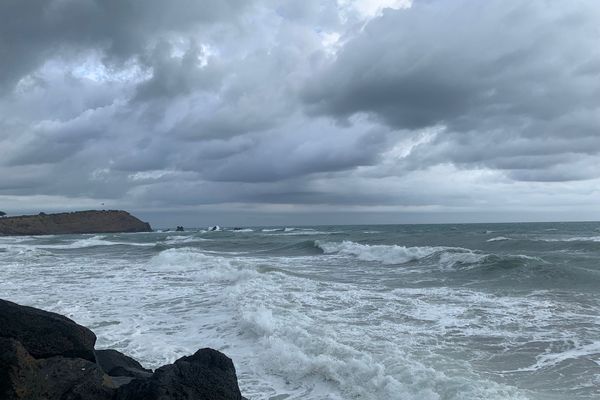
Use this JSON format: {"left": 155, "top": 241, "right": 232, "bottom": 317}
{"left": 0, "top": 298, "right": 245, "bottom": 400}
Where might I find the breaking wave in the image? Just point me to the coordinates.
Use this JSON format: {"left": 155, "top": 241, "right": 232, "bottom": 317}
{"left": 487, "top": 236, "right": 511, "bottom": 242}
{"left": 536, "top": 236, "right": 600, "bottom": 243}
{"left": 315, "top": 240, "right": 472, "bottom": 265}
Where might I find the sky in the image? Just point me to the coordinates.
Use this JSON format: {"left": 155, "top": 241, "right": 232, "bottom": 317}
{"left": 1, "top": 0, "right": 600, "bottom": 227}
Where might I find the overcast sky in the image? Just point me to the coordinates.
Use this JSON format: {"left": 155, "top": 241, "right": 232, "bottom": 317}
{"left": 1, "top": 0, "right": 600, "bottom": 227}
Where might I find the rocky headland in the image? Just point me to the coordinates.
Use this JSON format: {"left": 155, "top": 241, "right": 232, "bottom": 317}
{"left": 0, "top": 210, "right": 152, "bottom": 236}
{"left": 0, "top": 299, "right": 244, "bottom": 399}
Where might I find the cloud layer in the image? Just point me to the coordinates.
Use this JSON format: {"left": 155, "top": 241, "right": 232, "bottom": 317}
{"left": 1, "top": 0, "right": 600, "bottom": 223}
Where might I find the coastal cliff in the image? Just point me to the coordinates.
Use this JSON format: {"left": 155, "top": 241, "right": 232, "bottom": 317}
{"left": 0, "top": 210, "right": 152, "bottom": 236}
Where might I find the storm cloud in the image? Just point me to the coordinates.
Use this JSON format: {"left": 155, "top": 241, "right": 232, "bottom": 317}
{"left": 1, "top": 0, "right": 600, "bottom": 224}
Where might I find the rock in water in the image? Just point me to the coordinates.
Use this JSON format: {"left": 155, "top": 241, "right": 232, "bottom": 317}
{"left": 116, "top": 348, "right": 243, "bottom": 400}
{"left": 0, "top": 210, "right": 152, "bottom": 236}
{"left": 95, "top": 349, "right": 153, "bottom": 379}
{"left": 0, "top": 299, "right": 96, "bottom": 362}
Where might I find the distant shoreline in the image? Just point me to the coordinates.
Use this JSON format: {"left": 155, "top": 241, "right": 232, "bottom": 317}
{"left": 0, "top": 210, "right": 152, "bottom": 236}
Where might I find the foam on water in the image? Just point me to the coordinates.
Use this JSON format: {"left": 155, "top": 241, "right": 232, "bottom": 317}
{"left": 510, "top": 341, "right": 600, "bottom": 372}
{"left": 164, "top": 235, "right": 211, "bottom": 245}
{"left": 315, "top": 240, "right": 447, "bottom": 264}
{"left": 487, "top": 236, "right": 511, "bottom": 242}
{"left": 315, "top": 240, "right": 486, "bottom": 268}
{"left": 1, "top": 224, "right": 599, "bottom": 399}
{"left": 1, "top": 235, "right": 156, "bottom": 250}
{"left": 537, "top": 236, "right": 600, "bottom": 242}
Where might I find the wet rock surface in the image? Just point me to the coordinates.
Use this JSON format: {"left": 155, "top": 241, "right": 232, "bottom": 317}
{"left": 0, "top": 299, "right": 97, "bottom": 362}
{"left": 95, "top": 349, "right": 153, "bottom": 379}
{"left": 0, "top": 299, "right": 244, "bottom": 400}
{"left": 115, "top": 348, "right": 242, "bottom": 400}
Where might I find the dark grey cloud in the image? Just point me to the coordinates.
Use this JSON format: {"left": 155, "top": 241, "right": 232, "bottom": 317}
{"left": 0, "top": 0, "right": 251, "bottom": 88}
{"left": 1, "top": 0, "right": 600, "bottom": 222}
{"left": 304, "top": 0, "right": 600, "bottom": 181}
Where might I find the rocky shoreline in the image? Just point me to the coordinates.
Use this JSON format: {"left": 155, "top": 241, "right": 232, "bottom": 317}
{"left": 0, "top": 299, "right": 244, "bottom": 399}
{"left": 0, "top": 210, "right": 152, "bottom": 236}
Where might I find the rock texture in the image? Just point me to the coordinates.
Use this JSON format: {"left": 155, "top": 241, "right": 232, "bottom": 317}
{"left": 95, "top": 349, "right": 153, "bottom": 379}
{"left": 0, "top": 210, "right": 152, "bottom": 236}
{"left": 0, "top": 299, "right": 244, "bottom": 400}
{"left": 115, "top": 349, "right": 243, "bottom": 400}
{"left": 0, "top": 335, "right": 113, "bottom": 400}
{"left": 0, "top": 299, "right": 97, "bottom": 362}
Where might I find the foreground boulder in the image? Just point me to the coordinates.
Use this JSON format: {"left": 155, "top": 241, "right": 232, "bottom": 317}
{"left": 116, "top": 348, "right": 242, "bottom": 400}
{"left": 0, "top": 338, "right": 114, "bottom": 400}
{"left": 0, "top": 299, "right": 96, "bottom": 362}
{"left": 95, "top": 349, "right": 153, "bottom": 379}
{"left": 0, "top": 299, "right": 245, "bottom": 400}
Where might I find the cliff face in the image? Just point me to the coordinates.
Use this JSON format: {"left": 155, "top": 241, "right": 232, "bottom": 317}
{"left": 0, "top": 210, "right": 152, "bottom": 236}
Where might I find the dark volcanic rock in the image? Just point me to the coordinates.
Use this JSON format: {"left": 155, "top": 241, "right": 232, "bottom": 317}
{"left": 0, "top": 299, "right": 96, "bottom": 362}
{"left": 96, "top": 349, "right": 153, "bottom": 379}
{"left": 176, "top": 226, "right": 184, "bottom": 231}
{"left": 0, "top": 299, "right": 245, "bottom": 400}
{"left": 116, "top": 348, "right": 242, "bottom": 400}
{"left": 0, "top": 210, "right": 152, "bottom": 236}
{"left": 0, "top": 338, "right": 113, "bottom": 400}
{"left": 0, "top": 338, "right": 41, "bottom": 399}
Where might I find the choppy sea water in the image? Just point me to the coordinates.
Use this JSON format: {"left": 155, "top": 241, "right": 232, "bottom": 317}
{"left": 1, "top": 222, "right": 600, "bottom": 399}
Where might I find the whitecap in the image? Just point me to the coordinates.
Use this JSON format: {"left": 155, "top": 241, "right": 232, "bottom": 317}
{"left": 536, "top": 236, "right": 600, "bottom": 243}
{"left": 164, "top": 235, "right": 210, "bottom": 244}
{"left": 315, "top": 240, "right": 447, "bottom": 264}
{"left": 507, "top": 341, "right": 600, "bottom": 372}
{"left": 487, "top": 236, "right": 511, "bottom": 242}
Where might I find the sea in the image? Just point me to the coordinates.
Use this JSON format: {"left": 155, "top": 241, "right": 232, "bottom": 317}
{"left": 1, "top": 222, "right": 599, "bottom": 399}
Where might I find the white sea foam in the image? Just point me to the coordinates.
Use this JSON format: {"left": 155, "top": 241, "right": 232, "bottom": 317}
{"left": 278, "top": 230, "right": 338, "bottom": 236}
{"left": 487, "top": 236, "right": 511, "bottom": 242}
{"left": 261, "top": 227, "right": 334, "bottom": 235}
{"left": 437, "top": 250, "right": 488, "bottom": 268}
{"left": 231, "top": 228, "right": 254, "bottom": 233}
{"left": 164, "top": 235, "right": 210, "bottom": 244}
{"left": 510, "top": 341, "right": 600, "bottom": 372}
{"left": 1, "top": 231, "right": 593, "bottom": 400}
{"left": 0, "top": 235, "right": 155, "bottom": 250}
{"left": 538, "top": 236, "right": 600, "bottom": 242}
{"left": 52, "top": 237, "right": 154, "bottom": 249}
{"left": 148, "top": 248, "right": 258, "bottom": 282}
{"left": 315, "top": 240, "right": 445, "bottom": 264}
{"left": 315, "top": 240, "right": 485, "bottom": 268}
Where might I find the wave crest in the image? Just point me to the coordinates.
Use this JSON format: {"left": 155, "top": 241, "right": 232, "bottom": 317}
{"left": 315, "top": 240, "right": 450, "bottom": 264}
{"left": 487, "top": 236, "right": 511, "bottom": 242}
